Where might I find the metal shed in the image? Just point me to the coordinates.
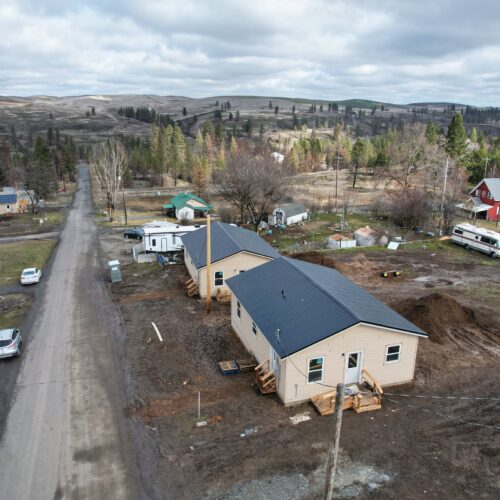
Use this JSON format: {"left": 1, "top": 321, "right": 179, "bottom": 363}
{"left": 108, "top": 260, "right": 123, "bottom": 283}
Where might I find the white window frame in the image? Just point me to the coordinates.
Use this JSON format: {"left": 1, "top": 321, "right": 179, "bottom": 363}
{"left": 307, "top": 356, "right": 324, "bottom": 384}
{"left": 236, "top": 300, "right": 241, "bottom": 319}
{"left": 385, "top": 344, "right": 401, "bottom": 364}
{"left": 252, "top": 322, "right": 257, "bottom": 336}
{"left": 214, "top": 270, "right": 224, "bottom": 287}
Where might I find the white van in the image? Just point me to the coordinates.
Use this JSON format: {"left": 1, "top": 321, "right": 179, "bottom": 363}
{"left": 451, "top": 223, "right": 500, "bottom": 258}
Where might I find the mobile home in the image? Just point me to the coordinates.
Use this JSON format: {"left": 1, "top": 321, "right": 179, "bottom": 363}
{"left": 451, "top": 223, "right": 499, "bottom": 258}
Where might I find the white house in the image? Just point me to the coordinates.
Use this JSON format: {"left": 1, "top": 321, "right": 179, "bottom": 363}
{"left": 269, "top": 203, "right": 309, "bottom": 226}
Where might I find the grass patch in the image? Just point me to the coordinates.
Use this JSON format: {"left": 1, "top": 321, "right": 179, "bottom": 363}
{"left": 0, "top": 239, "right": 58, "bottom": 285}
{"left": 0, "top": 294, "right": 32, "bottom": 329}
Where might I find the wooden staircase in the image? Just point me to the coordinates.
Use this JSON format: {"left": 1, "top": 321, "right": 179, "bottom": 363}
{"left": 185, "top": 278, "right": 199, "bottom": 297}
{"left": 310, "top": 368, "right": 383, "bottom": 415}
{"left": 255, "top": 359, "right": 277, "bottom": 394}
{"left": 216, "top": 288, "right": 231, "bottom": 303}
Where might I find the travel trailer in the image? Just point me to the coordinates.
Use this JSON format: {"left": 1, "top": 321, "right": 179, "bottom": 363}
{"left": 451, "top": 223, "right": 499, "bottom": 258}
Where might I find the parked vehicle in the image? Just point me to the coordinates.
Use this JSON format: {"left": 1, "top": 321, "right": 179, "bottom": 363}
{"left": 20, "top": 267, "right": 42, "bottom": 284}
{"left": 451, "top": 223, "right": 500, "bottom": 258}
{"left": 123, "top": 228, "right": 144, "bottom": 240}
{"left": 0, "top": 328, "right": 22, "bottom": 359}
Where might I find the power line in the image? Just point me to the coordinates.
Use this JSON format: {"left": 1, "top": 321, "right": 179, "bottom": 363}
{"left": 386, "top": 397, "right": 500, "bottom": 430}
{"left": 384, "top": 393, "right": 500, "bottom": 402}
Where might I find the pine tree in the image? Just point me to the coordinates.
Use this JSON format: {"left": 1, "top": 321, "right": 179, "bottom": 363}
{"left": 47, "top": 127, "right": 54, "bottom": 146}
{"left": 235, "top": 110, "right": 240, "bottom": 122}
{"left": 228, "top": 112, "right": 233, "bottom": 121}
{"left": 269, "top": 101, "right": 273, "bottom": 109}
{"left": 182, "top": 107, "right": 187, "bottom": 116}
{"left": 259, "top": 123, "right": 265, "bottom": 138}
{"left": 91, "top": 107, "right": 96, "bottom": 116}
{"left": 425, "top": 121, "right": 439, "bottom": 144}
{"left": 446, "top": 112, "right": 467, "bottom": 160}
{"left": 274, "top": 106, "right": 279, "bottom": 115}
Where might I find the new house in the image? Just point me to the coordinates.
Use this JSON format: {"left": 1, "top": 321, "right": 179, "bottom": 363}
{"left": 226, "top": 257, "right": 427, "bottom": 406}
{"left": 181, "top": 222, "right": 279, "bottom": 298}
{"left": 163, "top": 192, "right": 212, "bottom": 221}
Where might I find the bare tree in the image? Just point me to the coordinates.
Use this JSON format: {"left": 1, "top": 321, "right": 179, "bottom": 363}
{"left": 90, "top": 139, "right": 127, "bottom": 221}
{"left": 218, "top": 146, "right": 290, "bottom": 230}
{"left": 389, "top": 188, "right": 432, "bottom": 230}
{"left": 386, "top": 124, "right": 444, "bottom": 190}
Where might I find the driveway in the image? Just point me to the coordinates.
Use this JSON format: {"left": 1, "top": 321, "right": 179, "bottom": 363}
{"left": 0, "top": 166, "right": 137, "bottom": 499}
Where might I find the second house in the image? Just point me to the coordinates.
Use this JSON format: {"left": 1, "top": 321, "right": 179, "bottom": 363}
{"left": 181, "top": 221, "right": 279, "bottom": 298}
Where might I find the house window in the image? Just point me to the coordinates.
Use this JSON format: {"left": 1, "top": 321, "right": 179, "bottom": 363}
{"left": 152, "top": 238, "right": 156, "bottom": 247}
{"left": 237, "top": 301, "right": 241, "bottom": 319}
{"left": 487, "top": 192, "right": 492, "bottom": 199}
{"left": 214, "top": 271, "right": 224, "bottom": 286}
{"left": 252, "top": 322, "right": 257, "bottom": 336}
{"left": 307, "top": 357, "right": 324, "bottom": 383}
{"left": 476, "top": 189, "right": 480, "bottom": 196}
{"left": 483, "top": 191, "right": 487, "bottom": 198}
{"left": 385, "top": 344, "right": 401, "bottom": 363}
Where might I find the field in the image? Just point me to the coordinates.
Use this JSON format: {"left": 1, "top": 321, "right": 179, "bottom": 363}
{"left": 98, "top": 228, "right": 499, "bottom": 499}
{"left": 0, "top": 294, "right": 33, "bottom": 330}
{"left": 0, "top": 239, "right": 58, "bottom": 285}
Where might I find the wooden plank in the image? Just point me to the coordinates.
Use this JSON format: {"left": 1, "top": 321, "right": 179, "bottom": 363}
{"left": 353, "top": 403, "right": 381, "bottom": 414}
{"left": 237, "top": 359, "right": 258, "bottom": 372}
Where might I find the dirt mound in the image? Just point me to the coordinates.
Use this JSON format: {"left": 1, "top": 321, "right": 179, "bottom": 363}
{"left": 291, "top": 251, "right": 378, "bottom": 278}
{"left": 393, "top": 293, "right": 498, "bottom": 345}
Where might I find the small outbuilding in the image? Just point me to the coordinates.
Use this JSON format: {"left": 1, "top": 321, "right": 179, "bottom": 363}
{"left": 354, "top": 226, "right": 378, "bottom": 246}
{"left": 327, "top": 234, "right": 356, "bottom": 249}
{"left": 462, "top": 178, "right": 500, "bottom": 221}
{"left": 181, "top": 221, "right": 279, "bottom": 298}
{"left": 163, "top": 192, "right": 212, "bottom": 221}
{"left": 0, "top": 192, "right": 18, "bottom": 215}
{"left": 268, "top": 203, "right": 309, "bottom": 226}
{"left": 226, "top": 257, "right": 427, "bottom": 406}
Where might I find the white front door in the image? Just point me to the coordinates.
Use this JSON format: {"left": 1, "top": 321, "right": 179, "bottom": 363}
{"left": 344, "top": 351, "right": 362, "bottom": 385}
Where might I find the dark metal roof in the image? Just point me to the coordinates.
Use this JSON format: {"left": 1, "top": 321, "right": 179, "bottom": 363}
{"left": 275, "top": 203, "right": 308, "bottom": 218}
{"left": 226, "top": 257, "right": 427, "bottom": 359}
{"left": 0, "top": 194, "right": 17, "bottom": 204}
{"left": 181, "top": 221, "right": 280, "bottom": 269}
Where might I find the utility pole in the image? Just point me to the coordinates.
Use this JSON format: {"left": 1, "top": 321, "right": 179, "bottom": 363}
{"left": 334, "top": 153, "right": 342, "bottom": 213}
{"left": 122, "top": 186, "right": 128, "bottom": 226}
{"left": 440, "top": 157, "right": 449, "bottom": 216}
{"left": 206, "top": 214, "right": 212, "bottom": 314}
{"left": 484, "top": 157, "right": 489, "bottom": 179}
{"left": 324, "top": 384, "right": 345, "bottom": 500}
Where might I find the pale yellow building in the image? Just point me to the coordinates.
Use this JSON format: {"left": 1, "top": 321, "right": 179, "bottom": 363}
{"left": 181, "top": 221, "right": 279, "bottom": 298}
{"left": 226, "top": 256, "right": 427, "bottom": 406}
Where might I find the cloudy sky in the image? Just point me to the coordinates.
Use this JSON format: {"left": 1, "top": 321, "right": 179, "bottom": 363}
{"left": 1, "top": 0, "right": 499, "bottom": 105}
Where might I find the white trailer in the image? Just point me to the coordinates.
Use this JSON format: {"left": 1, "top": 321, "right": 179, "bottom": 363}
{"left": 142, "top": 224, "right": 202, "bottom": 253}
{"left": 451, "top": 223, "right": 499, "bottom": 258}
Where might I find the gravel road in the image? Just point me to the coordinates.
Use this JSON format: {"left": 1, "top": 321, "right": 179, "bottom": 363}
{"left": 0, "top": 166, "right": 137, "bottom": 499}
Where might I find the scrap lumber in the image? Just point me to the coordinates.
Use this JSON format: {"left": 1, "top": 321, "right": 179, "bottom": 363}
{"left": 216, "top": 288, "right": 231, "bottom": 303}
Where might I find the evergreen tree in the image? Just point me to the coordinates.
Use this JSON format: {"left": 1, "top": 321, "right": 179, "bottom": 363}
{"left": 228, "top": 112, "right": 233, "bottom": 121}
{"left": 182, "top": 107, "right": 187, "bottom": 116}
{"left": 47, "top": 126, "right": 54, "bottom": 146}
{"left": 274, "top": 105, "right": 279, "bottom": 115}
{"left": 292, "top": 105, "right": 296, "bottom": 114}
{"left": 425, "top": 121, "right": 439, "bottom": 144}
{"left": 446, "top": 112, "right": 467, "bottom": 160}
{"left": 259, "top": 123, "right": 265, "bottom": 138}
{"left": 91, "top": 107, "right": 96, "bottom": 116}
{"left": 244, "top": 119, "right": 253, "bottom": 136}
{"left": 269, "top": 101, "right": 273, "bottom": 109}
{"left": 235, "top": 110, "right": 240, "bottom": 122}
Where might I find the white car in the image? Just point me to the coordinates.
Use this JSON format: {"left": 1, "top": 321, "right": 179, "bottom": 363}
{"left": 20, "top": 267, "right": 42, "bottom": 285}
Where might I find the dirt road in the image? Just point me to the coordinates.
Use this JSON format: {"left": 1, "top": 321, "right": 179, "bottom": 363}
{"left": 0, "top": 167, "right": 137, "bottom": 499}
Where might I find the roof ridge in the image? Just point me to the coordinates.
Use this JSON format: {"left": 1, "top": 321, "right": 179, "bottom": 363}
{"left": 218, "top": 222, "right": 244, "bottom": 252}
{"left": 283, "top": 257, "right": 359, "bottom": 324}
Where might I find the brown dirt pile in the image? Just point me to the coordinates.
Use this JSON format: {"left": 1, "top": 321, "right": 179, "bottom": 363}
{"left": 393, "top": 293, "right": 499, "bottom": 348}
{"left": 291, "top": 251, "right": 383, "bottom": 284}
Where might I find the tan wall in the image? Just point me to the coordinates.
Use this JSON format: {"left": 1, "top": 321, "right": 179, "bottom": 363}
{"left": 184, "top": 247, "right": 198, "bottom": 282}
{"left": 195, "top": 252, "right": 273, "bottom": 298}
{"left": 230, "top": 295, "right": 287, "bottom": 395}
{"left": 281, "top": 324, "right": 421, "bottom": 405}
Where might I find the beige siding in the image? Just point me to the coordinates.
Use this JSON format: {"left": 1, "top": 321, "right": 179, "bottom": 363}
{"left": 282, "top": 324, "right": 421, "bottom": 405}
{"left": 184, "top": 247, "right": 198, "bottom": 282}
{"left": 196, "top": 252, "right": 273, "bottom": 298}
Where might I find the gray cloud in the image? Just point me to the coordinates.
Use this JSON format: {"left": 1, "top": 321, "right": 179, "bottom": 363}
{"left": 0, "top": 0, "right": 499, "bottom": 105}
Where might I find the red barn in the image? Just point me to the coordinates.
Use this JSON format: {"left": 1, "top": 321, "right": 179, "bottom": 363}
{"left": 468, "top": 178, "right": 500, "bottom": 221}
